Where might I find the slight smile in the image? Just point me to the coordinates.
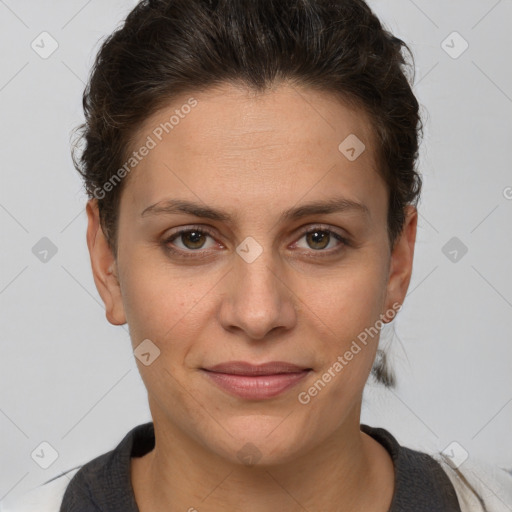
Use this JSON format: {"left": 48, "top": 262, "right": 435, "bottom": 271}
{"left": 201, "top": 361, "right": 313, "bottom": 400}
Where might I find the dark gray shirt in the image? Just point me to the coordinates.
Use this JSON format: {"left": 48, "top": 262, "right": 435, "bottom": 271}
{"left": 58, "top": 422, "right": 461, "bottom": 511}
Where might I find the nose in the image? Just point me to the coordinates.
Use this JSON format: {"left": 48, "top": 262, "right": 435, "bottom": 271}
{"left": 217, "top": 247, "right": 298, "bottom": 341}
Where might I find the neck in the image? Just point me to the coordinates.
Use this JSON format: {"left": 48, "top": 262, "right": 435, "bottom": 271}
{"left": 132, "top": 406, "right": 394, "bottom": 512}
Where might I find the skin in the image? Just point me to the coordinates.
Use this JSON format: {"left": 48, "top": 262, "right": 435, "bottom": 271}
{"left": 86, "top": 81, "right": 417, "bottom": 512}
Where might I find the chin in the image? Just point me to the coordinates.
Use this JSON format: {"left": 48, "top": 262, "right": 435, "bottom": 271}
{"left": 204, "top": 414, "right": 308, "bottom": 467}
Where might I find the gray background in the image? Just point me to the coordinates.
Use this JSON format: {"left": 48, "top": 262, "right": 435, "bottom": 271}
{"left": 1, "top": 0, "right": 511, "bottom": 503}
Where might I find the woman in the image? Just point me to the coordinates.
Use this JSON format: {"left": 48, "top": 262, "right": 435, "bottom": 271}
{"left": 2, "top": 0, "right": 511, "bottom": 510}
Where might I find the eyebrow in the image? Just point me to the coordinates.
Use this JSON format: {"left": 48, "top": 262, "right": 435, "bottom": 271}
{"left": 140, "top": 197, "right": 370, "bottom": 223}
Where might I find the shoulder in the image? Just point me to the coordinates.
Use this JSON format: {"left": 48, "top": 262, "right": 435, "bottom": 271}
{"left": 433, "top": 453, "right": 512, "bottom": 512}
{"left": 362, "top": 424, "right": 512, "bottom": 512}
{"left": 0, "top": 468, "right": 80, "bottom": 512}
{"left": 1, "top": 423, "right": 154, "bottom": 512}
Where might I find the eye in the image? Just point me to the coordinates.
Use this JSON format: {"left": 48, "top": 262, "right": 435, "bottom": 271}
{"left": 162, "top": 224, "right": 349, "bottom": 259}
{"left": 163, "top": 226, "right": 218, "bottom": 254}
{"left": 294, "top": 226, "right": 348, "bottom": 253}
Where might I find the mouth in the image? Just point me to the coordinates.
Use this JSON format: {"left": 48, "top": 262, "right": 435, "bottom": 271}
{"left": 201, "top": 361, "right": 312, "bottom": 400}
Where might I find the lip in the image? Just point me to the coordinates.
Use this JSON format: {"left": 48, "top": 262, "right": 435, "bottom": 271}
{"left": 201, "top": 361, "right": 312, "bottom": 400}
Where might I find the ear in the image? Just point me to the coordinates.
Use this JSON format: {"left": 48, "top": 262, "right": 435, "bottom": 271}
{"left": 382, "top": 205, "right": 418, "bottom": 322}
{"left": 86, "top": 199, "right": 127, "bottom": 325}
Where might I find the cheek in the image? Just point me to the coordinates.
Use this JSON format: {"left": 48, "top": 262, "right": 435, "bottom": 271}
{"left": 294, "top": 264, "right": 388, "bottom": 427}
{"left": 304, "top": 258, "right": 388, "bottom": 342}
{"left": 118, "top": 249, "right": 217, "bottom": 347}
{"left": 294, "top": 254, "right": 389, "bottom": 405}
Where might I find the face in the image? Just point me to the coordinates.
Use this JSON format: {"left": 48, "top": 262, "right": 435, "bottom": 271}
{"left": 87, "top": 82, "right": 416, "bottom": 465}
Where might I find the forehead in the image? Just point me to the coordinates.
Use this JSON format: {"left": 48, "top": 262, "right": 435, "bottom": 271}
{"left": 135, "top": 81, "right": 376, "bottom": 159}
{"left": 121, "top": 82, "right": 385, "bottom": 219}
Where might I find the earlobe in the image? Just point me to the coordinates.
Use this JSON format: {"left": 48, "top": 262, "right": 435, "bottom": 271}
{"left": 86, "top": 199, "right": 127, "bottom": 326}
{"left": 383, "top": 205, "right": 418, "bottom": 321}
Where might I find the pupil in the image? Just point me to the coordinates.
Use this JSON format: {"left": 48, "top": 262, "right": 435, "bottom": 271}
{"left": 185, "top": 231, "right": 204, "bottom": 248}
{"left": 309, "top": 230, "right": 329, "bottom": 250}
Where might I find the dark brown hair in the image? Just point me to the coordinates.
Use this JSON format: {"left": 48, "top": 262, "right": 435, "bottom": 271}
{"left": 72, "top": 0, "right": 423, "bottom": 387}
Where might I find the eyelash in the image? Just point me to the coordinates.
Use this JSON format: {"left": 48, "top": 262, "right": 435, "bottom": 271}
{"left": 162, "top": 224, "right": 350, "bottom": 259}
